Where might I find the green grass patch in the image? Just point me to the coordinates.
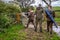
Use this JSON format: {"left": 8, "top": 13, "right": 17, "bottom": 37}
{"left": 53, "top": 7, "right": 60, "bottom": 10}
{"left": 55, "top": 18, "right": 60, "bottom": 22}
{"left": 50, "top": 33, "right": 60, "bottom": 40}
{"left": 0, "top": 24, "right": 26, "bottom": 40}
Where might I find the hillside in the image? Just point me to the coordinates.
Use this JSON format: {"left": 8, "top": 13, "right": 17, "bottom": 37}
{"left": 53, "top": 7, "right": 60, "bottom": 25}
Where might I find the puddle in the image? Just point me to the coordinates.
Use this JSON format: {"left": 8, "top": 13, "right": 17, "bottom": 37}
{"left": 53, "top": 26, "right": 60, "bottom": 36}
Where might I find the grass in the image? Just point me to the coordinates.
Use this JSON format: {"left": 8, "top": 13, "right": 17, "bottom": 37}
{"left": 45, "top": 32, "right": 60, "bottom": 40}
{"left": 0, "top": 24, "right": 26, "bottom": 40}
{"left": 55, "top": 18, "right": 60, "bottom": 22}
{"left": 53, "top": 7, "right": 60, "bottom": 10}
{"left": 53, "top": 7, "right": 60, "bottom": 22}
{"left": 50, "top": 33, "right": 60, "bottom": 40}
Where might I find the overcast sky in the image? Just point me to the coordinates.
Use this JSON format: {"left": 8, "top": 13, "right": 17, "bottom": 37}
{"left": 31, "top": 0, "right": 60, "bottom": 7}
{"left": 3, "top": 0, "right": 60, "bottom": 7}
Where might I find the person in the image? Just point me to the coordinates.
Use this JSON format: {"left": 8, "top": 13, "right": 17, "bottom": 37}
{"left": 35, "top": 4, "right": 44, "bottom": 32}
{"left": 45, "top": 5, "right": 55, "bottom": 34}
{"left": 26, "top": 8, "right": 35, "bottom": 28}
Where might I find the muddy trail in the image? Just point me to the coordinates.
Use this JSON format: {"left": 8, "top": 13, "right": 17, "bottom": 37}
{"left": 18, "top": 22, "right": 56, "bottom": 40}
{"left": 18, "top": 28, "right": 57, "bottom": 40}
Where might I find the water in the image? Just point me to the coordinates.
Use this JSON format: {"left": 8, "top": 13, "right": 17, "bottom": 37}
{"left": 53, "top": 26, "right": 60, "bottom": 36}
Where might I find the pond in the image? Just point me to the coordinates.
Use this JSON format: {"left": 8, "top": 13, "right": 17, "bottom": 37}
{"left": 53, "top": 26, "right": 60, "bottom": 36}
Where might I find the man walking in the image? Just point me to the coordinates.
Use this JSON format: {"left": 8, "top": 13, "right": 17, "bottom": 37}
{"left": 35, "top": 4, "right": 44, "bottom": 32}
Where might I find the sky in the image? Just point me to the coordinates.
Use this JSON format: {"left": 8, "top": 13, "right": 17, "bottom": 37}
{"left": 31, "top": 0, "right": 60, "bottom": 7}
{"left": 2, "top": 0, "right": 60, "bottom": 7}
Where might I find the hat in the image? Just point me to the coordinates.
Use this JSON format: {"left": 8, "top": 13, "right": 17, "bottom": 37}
{"left": 30, "top": 10, "right": 34, "bottom": 12}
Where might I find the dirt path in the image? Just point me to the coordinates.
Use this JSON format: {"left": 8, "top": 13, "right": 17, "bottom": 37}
{"left": 18, "top": 27, "right": 54, "bottom": 40}
{"left": 18, "top": 23, "right": 55, "bottom": 40}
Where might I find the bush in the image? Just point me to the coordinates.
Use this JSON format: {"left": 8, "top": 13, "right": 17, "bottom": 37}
{"left": 0, "top": 1, "right": 21, "bottom": 30}
{"left": 0, "top": 16, "right": 9, "bottom": 28}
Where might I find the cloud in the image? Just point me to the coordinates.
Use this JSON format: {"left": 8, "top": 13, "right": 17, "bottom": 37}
{"left": 31, "top": 0, "right": 60, "bottom": 7}
{"left": 52, "top": 1, "right": 60, "bottom": 6}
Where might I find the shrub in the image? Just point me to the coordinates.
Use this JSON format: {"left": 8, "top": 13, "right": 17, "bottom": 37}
{"left": 0, "top": 1, "right": 21, "bottom": 30}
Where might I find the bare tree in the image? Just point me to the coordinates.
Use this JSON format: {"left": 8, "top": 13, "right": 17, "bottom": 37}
{"left": 42, "top": 0, "right": 52, "bottom": 6}
{"left": 15, "top": 0, "right": 35, "bottom": 8}
{"left": 42, "top": 0, "right": 58, "bottom": 6}
{"left": 49, "top": 0, "right": 51, "bottom": 5}
{"left": 42, "top": 0, "right": 49, "bottom": 5}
